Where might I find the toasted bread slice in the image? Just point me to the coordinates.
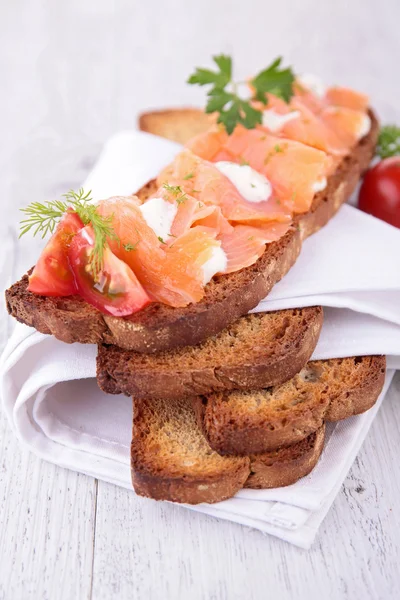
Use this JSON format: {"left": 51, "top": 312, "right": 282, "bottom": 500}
{"left": 193, "top": 355, "right": 386, "bottom": 455}
{"left": 139, "top": 108, "right": 216, "bottom": 144}
{"left": 5, "top": 111, "right": 378, "bottom": 352}
{"left": 245, "top": 426, "right": 325, "bottom": 489}
{"left": 131, "top": 393, "right": 326, "bottom": 504}
{"left": 97, "top": 308, "right": 323, "bottom": 399}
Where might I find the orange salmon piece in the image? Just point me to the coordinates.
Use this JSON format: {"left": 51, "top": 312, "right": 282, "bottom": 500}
{"left": 326, "top": 87, "right": 369, "bottom": 113}
{"left": 186, "top": 127, "right": 229, "bottom": 161}
{"left": 219, "top": 222, "right": 291, "bottom": 273}
{"left": 223, "top": 127, "right": 332, "bottom": 213}
{"left": 293, "top": 81, "right": 326, "bottom": 114}
{"left": 97, "top": 196, "right": 217, "bottom": 307}
{"left": 158, "top": 150, "right": 291, "bottom": 225}
{"left": 321, "top": 106, "right": 371, "bottom": 148}
{"left": 260, "top": 95, "right": 348, "bottom": 156}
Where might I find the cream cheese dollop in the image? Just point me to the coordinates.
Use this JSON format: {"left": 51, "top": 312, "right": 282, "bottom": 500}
{"left": 202, "top": 246, "right": 228, "bottom": 285}
{"left": 262, "top": 109, "right": 300, "bottom": 132}
{"left": 356, "top": 114, "right": 372, "bottom": 140}
{"left": 139, "top": 197, "right": 178, "bottom": 240}
{"left": 215, "top": 161, "right": 272, "bottom": 203}
{"left": 312, "top": 177, "right": 327, "bottom": 193}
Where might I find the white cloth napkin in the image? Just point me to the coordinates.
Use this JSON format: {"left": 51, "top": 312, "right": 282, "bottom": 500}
{"left": 1, "top": 130, "right": 400, "bottom": 549}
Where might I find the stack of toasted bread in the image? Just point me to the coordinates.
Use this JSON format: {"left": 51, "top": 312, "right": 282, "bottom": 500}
{"left": 6, "top": 107, "right": 386, "bottom": 504}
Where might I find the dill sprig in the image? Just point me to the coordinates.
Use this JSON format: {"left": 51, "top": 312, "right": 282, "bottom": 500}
{"left": 20, "top": 188, "right": 119, "bottom": 277}
{"left": 162, "top": 183, "right": 188, "bottom": 205}
{"left": 377, "top": 125, "right": 400, "bottom": 159}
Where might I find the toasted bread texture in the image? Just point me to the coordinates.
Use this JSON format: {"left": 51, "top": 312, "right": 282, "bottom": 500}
{"left": 131, "top": 393, "right": 326, "bottom": 504}
{"left": 5, "top": 111, "right": 378, "bottom": 352}
{"left": 245, "top": 425, "right": 325, "bottom": 489}
{"left": 97, "top": 307, "right": 323, "bottom": 399}
{"left": 193, "top": 355, "right": 386, "bottom": 455}
{"left": 139, "top": 108, "right": 216, "bottom": 144}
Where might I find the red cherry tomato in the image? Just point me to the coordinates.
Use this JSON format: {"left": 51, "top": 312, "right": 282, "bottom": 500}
{"left": 28, "top": 211, "right": 84, "bottom": 296}
{"left": 358, "top": 157, "right": 400, "bottom": 228}
{"left": 68, "top": 226, "right": 151, "bottom": 316}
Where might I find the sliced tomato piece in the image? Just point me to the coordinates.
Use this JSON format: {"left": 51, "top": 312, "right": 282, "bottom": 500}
{"left": 68, "top": 226, "right": 151, "bottom": 316}
{"left": 28, "top": 211, "right": 84, "bottom": 296}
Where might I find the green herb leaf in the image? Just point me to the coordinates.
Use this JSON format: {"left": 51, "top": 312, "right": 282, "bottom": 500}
{"left": 213, "top": 54, "right": 232, "bottom": 79}
{"left": 183, "top": 172, "right": 195, "bottom": 180}
{"left": 251, "top": 56, "right": 295, "bottom": 104}
{"left": 158, "top": 236, "right": 166, "bottom": 244}
{"left": 187, "top": 54, "right": 231, "bottom": 88}
{"left": 377, "top": 125, "right": 400, "bottom": 159}
{"left": 123, "top": 242, "right": 139, "bottom": 252}
{"left": 163, "top": 182, "right": 188, "bottom": 205}
{"left": 240, "top": 102, "right": 263, "bottom": 129}
{"left": 19, "top": 200, "right": 71, "bottom": 239}
{"left": 205, "top": 88, "right": 234, "bottom": 114}
{"left": 20, "top": 187, "right": 118, "bottom": 277}
{"left": 187, "top": 55, "right": 294, "bottom": 134}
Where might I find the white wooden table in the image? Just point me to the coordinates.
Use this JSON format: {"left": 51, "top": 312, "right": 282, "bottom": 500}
{"left": 1, "top": 1, "right": 399, "bottom": 598}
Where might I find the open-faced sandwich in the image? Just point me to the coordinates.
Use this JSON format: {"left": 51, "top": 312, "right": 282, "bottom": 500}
{"left": 5, "top": 56, "right": 386, "bottom": 504}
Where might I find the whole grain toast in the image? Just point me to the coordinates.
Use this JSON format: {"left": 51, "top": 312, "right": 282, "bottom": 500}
{"left": 97, "top": 308, "right": 323, "bottom": 399}
{"left": 5, "top": 111, "right": 378, "bottom": 352}
{"left": 131, "top": 393, "right": 326, "bottom": 504}
{"left": 193, "top": 355, "right": 386, "bottom": 455}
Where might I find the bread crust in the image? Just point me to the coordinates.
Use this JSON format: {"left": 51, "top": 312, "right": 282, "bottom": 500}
{"left": 139, "top": 108, "right": 217, "bottom": 145}
{"left": 130, "top": 394, "right": 326, "bottom": 504}
{"left": 5, "top": 111, "right": 378, "bottom": 352}
{"left": 194, "top": 356, "right": 386, "bottom": 455}
{"left": 96, "top": 307, "right": 323, "bottom": 399}
{"left": 246, "top": 425, "right": 325, "bottom": 489}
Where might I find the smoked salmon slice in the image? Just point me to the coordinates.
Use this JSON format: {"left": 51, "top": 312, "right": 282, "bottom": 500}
{"left": 260, "top": 94, "right": 349, "bottom": 156}
{"left": 158, "top": 149, "right": 292, "bottom": 224}
{"left": 97, "top": 196, "right": 219, "bottom": 307}
{"left": 325, "top": 86, "right": 369, "bottom": 113}
{"left": 219, "top": 222, "right": 291, "bottom": 273}
{"left": 144, "top": 175, "right": 291, "bottom": 277}
{"left": 321, "top": 106, "right": 371, "bottom": 147}
{"left": 147, "top": 186, "right": 233, "bottom": 240}
{"left": 186, "top": 127, "right": 229, "bottom": 161}
{"left": 217, "top": 127, "right": 332, "bottom": 213}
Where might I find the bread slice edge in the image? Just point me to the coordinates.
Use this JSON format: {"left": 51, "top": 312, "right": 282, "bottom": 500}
{"left": 5, "top": 111, "right": 378, "bottom": 352}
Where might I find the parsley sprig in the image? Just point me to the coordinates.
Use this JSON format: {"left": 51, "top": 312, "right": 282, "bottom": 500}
{"left": 20, "top": 188, "right": 118, "bottom": 277}
{"left": 377, "top": 125, "right": 400, "bottom": 159}
{"left": 187, "top": 55, "right": 295, "bottom": 134}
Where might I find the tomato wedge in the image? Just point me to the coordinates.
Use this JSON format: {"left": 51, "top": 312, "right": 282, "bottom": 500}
{"left": 28, "top": 211, "right": 83, "bottom": 296}
{"left": 68, "top": 226, "right": 151, "bottom": 316}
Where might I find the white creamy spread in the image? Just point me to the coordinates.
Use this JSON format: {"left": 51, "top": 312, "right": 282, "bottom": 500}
{"left": 297, "top": 73, "right": 327, "bottom": 98}
{"left": 356, "top": 114, "right": 371, "bottom": 140}
{"left": 139, "top": 197, "right": 178, "bottom": 240}
{"left": 202, "top": 246, "right": 228, "bottom": 285}
{"left": 262, "top": 109, "right": 300, "bottom": 132}
{"left": 312, "top": 177, "right": 327, "bottom": 193}
{"left": 214, "top": 161, "right": 272, "bottom": 203}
